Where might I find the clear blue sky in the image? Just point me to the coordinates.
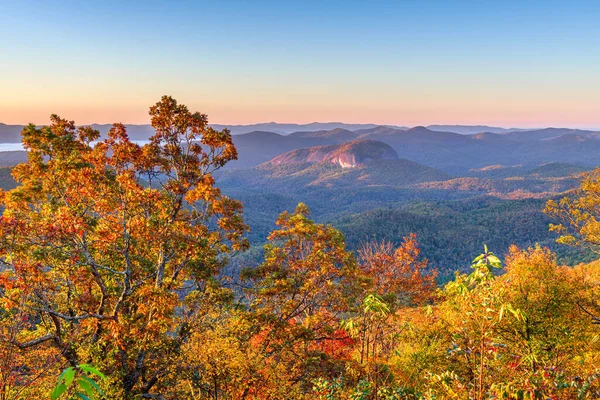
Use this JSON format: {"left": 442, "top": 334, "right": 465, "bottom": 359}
{"left": 1, "top": 0, "right": 600, "bottom": 127}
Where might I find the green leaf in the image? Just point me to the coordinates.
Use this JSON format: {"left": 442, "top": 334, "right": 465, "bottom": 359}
{"left": 64, "top": 368, "right": 76, "bottom": 387}
{"left": 487, "top": 255, "right": 500, "bottom": 263}
{"left": 77, "top": 378, "right": 96, "bottom": 399}
{"left": 362, "top": 294, "right": 390, "bottom": 315}
{"left": 74, "top": 394, "right": 91, "bottom": 400}
{"left": 57, "top": 367, "right": 73, "bottom": 384}
{"left": 79, "top": 364, "right": 106, "bottom": 380}
{"left": 51, "top": 383, "right": 67, "bottom": 400}
{"left": 81, "top": 375, "right": 105, "bottom": 397}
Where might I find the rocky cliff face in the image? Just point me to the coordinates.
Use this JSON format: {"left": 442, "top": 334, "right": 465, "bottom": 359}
{"left": 267, "top": 140, "right": 398, "bottom": 168}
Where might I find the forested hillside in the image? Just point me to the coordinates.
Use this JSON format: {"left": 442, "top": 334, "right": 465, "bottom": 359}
{"left": 2, "top": 98, "right": 600, "bottom": 399}
{"left": 214, "top": 140, "right": 594, "bottom": 277}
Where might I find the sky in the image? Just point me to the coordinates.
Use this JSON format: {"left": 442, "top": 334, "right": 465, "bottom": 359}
{"left": 1, "top": 0, "right": 600, "bottom": 128}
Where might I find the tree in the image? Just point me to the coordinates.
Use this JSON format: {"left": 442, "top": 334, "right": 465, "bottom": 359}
{"left": 0, "top": 298, "right": 60, "bottom": 400}
{"left": 336, "top": 235, "right": 436, "bottom": 395}
{"left": 545, "top": 168, "right": 600, "bottom": 253}
{"left": 487, "top": 245, "right": 596, "bottom": 399}
{"left": 0, "top": 96, "right": 248, "bottom": 398}
{"left": 357, "top": 234, "right": 436, "bottom": 310}
{"left": 171, "top": 281, "right": 265, "bottom": 399}
{"left": 545, "top": 168, "right": 600, "bottom": 324}
{"left": 430, "top": 245, "right": 505, "bottom": 399}
{"left": 423, "top": 245, "right": 600, "bottom": 399}
{"left": 241, "top": 203, "right": 359, "bottom": 397}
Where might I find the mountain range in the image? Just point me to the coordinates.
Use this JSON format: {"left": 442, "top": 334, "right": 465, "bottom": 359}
{"left": 0, "top": 122, "right": 531, "bottom": 142}
{"left": 4, "top": 123, "right": 599, "bottom": 174}
{"left": 227, "top": 126, "right": 600, "bottom": 173}
{"left": 0, "top": 121, "right": 598, "bottom": 273}
{"left": 211, "top": 126, "right": 599, "bottom": 273}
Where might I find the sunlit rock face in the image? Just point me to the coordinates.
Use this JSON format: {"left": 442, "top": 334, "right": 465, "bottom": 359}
{"left": 268, "top": 140, "right": 398, "bottom": 168}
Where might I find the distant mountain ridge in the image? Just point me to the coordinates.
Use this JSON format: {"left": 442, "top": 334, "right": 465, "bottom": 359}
{"left": 427, "top": 125, "right": 526, "bottom": 134}
{"left": 218, "top": 152, "right": 450, "bottom": 191}
{"left": 2, "top": 121, "right": 597, "bottom": 274}
{"left": 1, "top": 122, "right": 572, "bottom": 142}
{"left": 0, "top": 124, "right": 25, "bottom": 142}
{"left": 3, "top": 123, "right": 600, "bottom": 174}
{"left": 0, "top": 122, "right": 403, "bottom": 141}
{"left": 211, "top": 122, "right": 404, "bottom": 135}
{"left": 232, "top": 126, "right": 600, "bottom": 173}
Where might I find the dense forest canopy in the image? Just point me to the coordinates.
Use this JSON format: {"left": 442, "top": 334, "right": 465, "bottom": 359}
{"left": 1, "top": 97, "right": 600, "bottom": 399}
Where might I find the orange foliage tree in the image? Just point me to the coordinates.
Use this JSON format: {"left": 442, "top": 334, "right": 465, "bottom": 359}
{"left": 358, "top": 234, "right": 436, "bottom": 309}
{"left": 335, "top": 235, "right": 436, "bottom": 393}
{"left": 0, "top": 96, "right": 247, "bottom": 398}
{"left": 241, "top": 203, "right": 360, "bottom": 397}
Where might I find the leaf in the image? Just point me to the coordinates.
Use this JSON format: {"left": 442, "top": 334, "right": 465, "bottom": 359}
{"left": 425, "top": 305, "right": 433, "bottom": 316}
{"left": 64, "top": 367, "right": 76, "bottom": 387}
{"left": 472, "top": 254, "right": 484, "bottom": 263}
{"left": 487, "top": 255, "right": 501, "bottom": 268}
{"left": 74, "top": 394, "right": 91, "bottom": 400}
{"left": 57, "top": 367, "right": 72, "bottom": 384}
{"left": 79, "top": 364, "right": 106, "bottom": 380}
{"left": 81, "top": 375, "right": 105, "bottom": 397}
{"left": 77, "top": 378, "right": 96, "bottom": 399}
{"left": 51, "top": 383, "right": 67, "bottom": 400}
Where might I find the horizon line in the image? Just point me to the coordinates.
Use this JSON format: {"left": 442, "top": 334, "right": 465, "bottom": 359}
{"left": 1, "top": 121, "right": 589, "bottom": 131}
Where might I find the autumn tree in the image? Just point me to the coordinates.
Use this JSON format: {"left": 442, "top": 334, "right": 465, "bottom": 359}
{"left": 165, "top": 281, "right": 261, "bottom": 399}
{"left": 0, "top": 299, "right": 60, "bottom": 400}
{"left": 417, "top": 246, "right": 504, "bottom": 399}
{"left": 545, "top": 168, "right": 600, "bottom": 253}
{"left": 334, "top": 235, "right": 436, "bottom": 395}
{"left": 486, "top": 245, "right": 596, "bottom": 398}
{"left": 241, "top": 203, "right": 359, "bottom": 397}
{"left": 545, "top": 168, "right": 600, "bottom": 324}
{"left": 358, "top": 234, "right": 436, "bottom": 309}
{"left": 415, "top": 245, "right": 600, "bottom": 399}
{"left": 0, "top": 96, "right": 247, "bottom": 398}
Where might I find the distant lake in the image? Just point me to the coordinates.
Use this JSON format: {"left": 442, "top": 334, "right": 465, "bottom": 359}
{"left": 0, "top": 143, "right": 26, "bottom": 152}
{"left": 0, "top": 140, "right": 151, "bottom": 153}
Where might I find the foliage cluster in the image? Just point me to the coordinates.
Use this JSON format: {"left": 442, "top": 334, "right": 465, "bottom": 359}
{"left": 1, "top": 98, "right": 600, "bottom": 399}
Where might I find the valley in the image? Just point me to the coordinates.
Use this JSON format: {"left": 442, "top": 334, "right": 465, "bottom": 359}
{"left": 213, "top": 125, "right": 600, "bottom": 276}
{"left": 0, "top": 123, "right": 597, "bottom": 277}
